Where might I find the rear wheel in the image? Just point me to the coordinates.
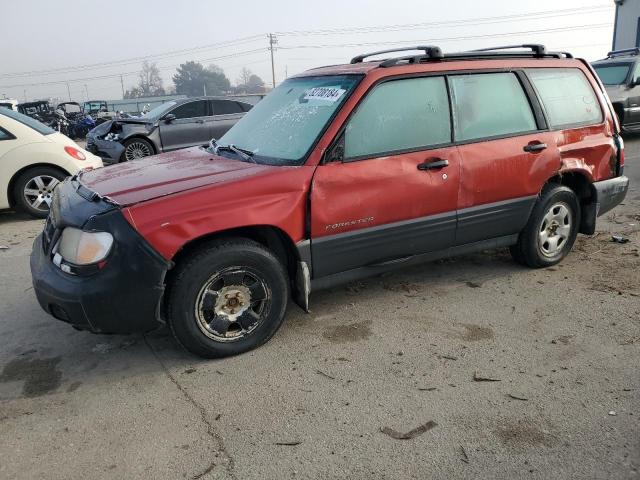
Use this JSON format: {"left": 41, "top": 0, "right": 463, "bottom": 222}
{"left": 167, "top": 238, "right": 289, "bottom": 358}
{"left": 13, "top": 167, "right": 66, "bottom": 218}
{"left": 121, "top": 138, "right": 154, "bottom": 162}
{"left": 510, "top": 185, "right": 580, "bottom": 268}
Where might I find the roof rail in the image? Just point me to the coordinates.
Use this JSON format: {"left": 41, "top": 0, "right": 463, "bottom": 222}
{"left": 606, "top": 47, "right": 640, "bottom": 58}
{"left": 471, "top": 44, "right": 547, "bottom": 57}
{"left": 350, "top": 45, "right": 443, "bottom": 64}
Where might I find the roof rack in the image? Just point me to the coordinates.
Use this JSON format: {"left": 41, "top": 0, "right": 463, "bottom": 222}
{"left": 606, "top": 47, "right": 640, "bottom": 58}
{"left": 349, "top": 44, "right": 573, "bottom": 68}
{"left": 350, "top": 46, "right": 443, "bottom": 64}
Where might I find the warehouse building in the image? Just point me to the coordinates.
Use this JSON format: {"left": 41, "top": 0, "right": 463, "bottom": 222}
{"left": 613, "top": 0, "right": 640, "bottom": 49}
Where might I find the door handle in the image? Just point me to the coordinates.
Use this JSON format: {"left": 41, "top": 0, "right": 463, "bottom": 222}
{"left": 195, "top": 119, "right": 204, "bottom": 124}
{"left": 523, "top": 142, "right": 547, "bottom": 153}
{"left": 417, "top": 158, "right": 449, "bottom": 170}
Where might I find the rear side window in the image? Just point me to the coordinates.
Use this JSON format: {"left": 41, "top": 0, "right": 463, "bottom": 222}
{"left": 171, "top": 100, "right": 208, "bottom": 119}
{"left": 449, "top": 73, "right": 537, "bottom": 142}
{"left": 0, "top": 108, "right": 55, "bottom": 135}
{"left": 344, "top": 76, "right": 451, "bottom": 159}
{"left": 212, "top": 100, "right": 244, "bottom": 115}
{"left": 528, "top": 68, "right": 603, "bottom": 128}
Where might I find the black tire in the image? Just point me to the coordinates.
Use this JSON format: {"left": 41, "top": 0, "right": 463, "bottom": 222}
{"left": 120, "top": 137, "right": 154, "bottom": 162}
{"left": 12, "top": 167, "right": 67, "bottom": 219}
{"left": 167, "top": 238, "right": 289, "bottom": 358}
{"left": 510, "top": 185, "right": 580, "bottom": 268}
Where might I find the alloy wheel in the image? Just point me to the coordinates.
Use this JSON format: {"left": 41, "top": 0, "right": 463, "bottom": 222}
{"left": 124, "top": 141, "right": 152, "bottom": 160}
{"left": 22, "top": 175, "right": 59, "bottom": 212}
{"left": 538, "top": 202, "right": 571, "bottom": 257}
{"left": 195, "top": 267, "right": 271, "bottom": 342}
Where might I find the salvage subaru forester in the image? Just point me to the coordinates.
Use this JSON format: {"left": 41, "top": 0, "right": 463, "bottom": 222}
{"left": 31, "top": 45, "right": 629, "bottom": 358}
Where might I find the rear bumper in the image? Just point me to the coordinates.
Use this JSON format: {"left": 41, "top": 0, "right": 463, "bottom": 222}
{"left": 595, "top": 175, "right": 629, "bottom": 217}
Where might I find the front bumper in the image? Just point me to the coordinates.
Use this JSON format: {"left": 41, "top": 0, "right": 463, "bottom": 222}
{"left": 85, "top": 133, "right": 125, "bottom": 164}
{"left": 30, "top": 178, "right": 170, "bottom": 334}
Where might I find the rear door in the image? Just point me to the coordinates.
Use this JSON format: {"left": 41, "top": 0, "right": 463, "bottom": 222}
{"left": 310, "top": 75, "right": 461, "bottom": 278}
{"left": 158, "top": 100, "right": 210, "bottom": 151}
{"left": 208, "top": 100, "right": 246, "bottom": 139}
{"left": 450, "top": 71, "right": 556, "bottom": 245}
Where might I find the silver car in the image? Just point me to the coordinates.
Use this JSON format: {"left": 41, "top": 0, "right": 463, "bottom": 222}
{"left": 85, "top": 96, "right": 252, "bottom": 163}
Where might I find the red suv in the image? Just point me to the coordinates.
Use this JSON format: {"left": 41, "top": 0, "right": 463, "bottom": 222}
{"left": 31, "top": 44, "right": 629, "bottom": 358}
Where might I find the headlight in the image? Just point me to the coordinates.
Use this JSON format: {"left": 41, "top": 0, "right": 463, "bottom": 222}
{"left": 55, "top": 227, "right": 113, "bottom": 265}
{"left": 103, "top": 132, "right": 120, "bottom": 141}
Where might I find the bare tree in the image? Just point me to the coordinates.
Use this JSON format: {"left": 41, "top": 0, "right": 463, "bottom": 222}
{"left": 237, "top": 67, "right": 253, "bottom": 87}
{"left": 125, "top": 61, "right": 165, "bottom": 98}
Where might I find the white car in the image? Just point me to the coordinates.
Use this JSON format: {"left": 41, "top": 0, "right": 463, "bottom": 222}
{"left": 0, "top": 108, "right": 102, "bottom": 218}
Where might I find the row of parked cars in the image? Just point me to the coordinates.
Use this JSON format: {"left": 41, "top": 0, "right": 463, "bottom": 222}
{"left": 0, "top": 96, "right": 251, "bottom": 218}
{"left": 2, "top": 43, "right": 632, "bottom": 358}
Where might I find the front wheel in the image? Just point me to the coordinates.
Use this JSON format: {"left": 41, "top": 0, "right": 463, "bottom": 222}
{"left": 121, "top": 138, "right": 154, "bottom": 162}
{"left": 510, "top": 185, "right": 580, "bottom": 268}
{"left": 167, "top": 238, "right": 289, "bottom": 358}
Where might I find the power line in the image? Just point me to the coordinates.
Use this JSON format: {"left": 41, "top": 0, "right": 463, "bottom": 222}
{"left": 275, "top": 5, "right": 612, "bottom": 36}
{"left": 277, "top": 23, "right": 611, "bottom": 50}
{"left": 0, "top": 35, "right": 264, "bottom": 79}
{"left": 0, "top": 49, "right": 266, "bottom": 89}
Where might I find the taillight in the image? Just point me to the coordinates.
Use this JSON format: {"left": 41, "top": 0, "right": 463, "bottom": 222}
{"left": 64, "top": 146, "right": 86, "bottom": 161}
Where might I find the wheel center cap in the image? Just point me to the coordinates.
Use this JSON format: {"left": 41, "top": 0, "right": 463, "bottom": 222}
{"left": 215, "top": 285, "right": 251, "bottom": 319}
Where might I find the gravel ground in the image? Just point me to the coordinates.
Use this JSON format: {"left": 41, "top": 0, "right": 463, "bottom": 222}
{"left": 0, "top": 138, "right": 638, "bottom": 480}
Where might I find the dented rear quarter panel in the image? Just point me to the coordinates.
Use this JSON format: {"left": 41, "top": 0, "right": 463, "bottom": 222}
{"left": 124, "top": 166, "right": 314, "bottom": 260}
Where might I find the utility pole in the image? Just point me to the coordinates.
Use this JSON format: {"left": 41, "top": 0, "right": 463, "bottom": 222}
{"left": 66, "top": 82, "right": 71, "bottom": 101}
{"left": 268, "top": 33, "right": 278, "bottom": 89}
{"left": 120, "top": 75, "right": 125, "bottom": 99}
{"left": 23, "top": 89, "right": 27, "bottom": 102}
{"left": 203, "top": 83, "right": 207, "bottom": 96}
{"left": 84, "top": 84, "right": 89, "bottom": 101}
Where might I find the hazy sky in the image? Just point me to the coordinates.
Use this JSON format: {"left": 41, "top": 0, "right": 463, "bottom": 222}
{"left": 1, "top": 0, "right": 615, "bottom": 103}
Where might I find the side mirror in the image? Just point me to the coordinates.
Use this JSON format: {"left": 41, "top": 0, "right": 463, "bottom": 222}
{"left": 629, "top": 78, "right": 640, "bottom": 88}
{"left": 164, "top": 113, "right": 176, "bottom": 123}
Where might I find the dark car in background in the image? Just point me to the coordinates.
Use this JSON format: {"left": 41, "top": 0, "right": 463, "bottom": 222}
{"left": 592, "top": 47, "right": 640, "bottom": 133}
{"left": 85, "top": 96, "right": 252, "bottom": 163}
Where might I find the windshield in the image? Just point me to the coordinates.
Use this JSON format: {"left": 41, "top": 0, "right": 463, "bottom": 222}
{"left": 217, "top": 75, "right": 362, "bottom": 165}
{"left": 61, "top": 103, "right": 81, "bottom": 113}
{"left": 142, "top": 101, "right": 177, "bottom": 121}
{"left": 593, "top": 64, "right": 631, "bottom": 85}
{"left": 0, "top": 108, "right": 55, "bottom": 135}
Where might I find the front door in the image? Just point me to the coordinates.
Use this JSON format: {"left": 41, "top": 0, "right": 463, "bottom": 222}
{"left": 208, "top": 99, "right": 246, "bottom": 140}
{"left": 310, "top": 76, "right": 460, "bottom": 278}
{"left": 159, "top": 100, "right": 210, "bottom": 151}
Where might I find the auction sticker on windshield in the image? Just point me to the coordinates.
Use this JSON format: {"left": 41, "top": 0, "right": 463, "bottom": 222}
{"left": 303, "top": 86, "right": 346, "bottom": 103}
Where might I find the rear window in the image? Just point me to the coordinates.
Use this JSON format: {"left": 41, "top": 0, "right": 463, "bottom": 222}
{"left": 0, "top": 108, "right": 55, "bottom": 135}
{"left": 593, "top": 64, "right": 631, "bottom": 85}
{"left": 528, "top": 68, "right": 603, "bottom": 128}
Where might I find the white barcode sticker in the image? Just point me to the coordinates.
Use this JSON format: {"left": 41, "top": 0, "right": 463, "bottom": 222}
{"left": 303, "top": 86, "right": 346, "bottom": 103}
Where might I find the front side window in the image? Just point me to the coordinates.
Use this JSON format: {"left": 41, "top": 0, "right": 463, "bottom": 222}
{"left": 528, "top": 68, "right": 603, "bottom": 128}
{"left": 449, "top": 73, "right": 537, "bottom": 142}
{"left": 171, "top": 100, "right": 208, "bottom": 119}
{"left": 593, "top": 64, "right": 631, "bottom": 85}
{"left": 218, "top": 75, "right": 361, "bottom": 165}
{"left": 344, "top": 76, "right": 451, "bottom": 159}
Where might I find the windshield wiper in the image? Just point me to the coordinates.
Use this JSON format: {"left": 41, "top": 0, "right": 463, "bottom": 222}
{"left": 209, "top": 138, "right": 257, "bottom": 164}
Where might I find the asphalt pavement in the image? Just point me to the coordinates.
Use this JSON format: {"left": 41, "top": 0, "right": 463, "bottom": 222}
{"left": 0, "top": 139, "right": 638, "bottom": 479}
